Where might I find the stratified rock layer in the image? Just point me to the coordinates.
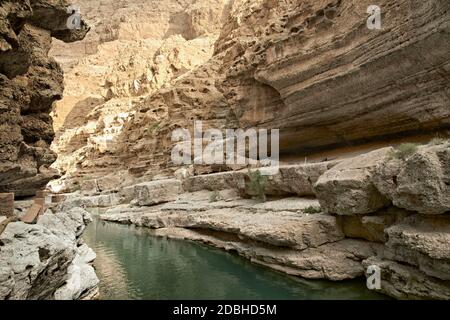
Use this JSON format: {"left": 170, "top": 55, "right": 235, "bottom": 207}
{"left": 217, "top": 0, "right": 450, "bottom": 154}
{"left": 49, "top": 0, "right": 449, "bottom": 187}
{"left": 49, "top": 0, "right": 230, "bottom": 182}
{"left": 89, "top": 143, "right": 450, "bottom": 300}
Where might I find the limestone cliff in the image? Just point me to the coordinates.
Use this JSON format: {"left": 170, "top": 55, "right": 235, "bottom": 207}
{"left": 50, "top": 0, "right": 449, "bottom": 190}
{"left": 0, "top": 0, "right": 88, "bottom": 197}
{"left": 49, "top": 0, "right": 231, "bottom": 188}
{"left": 216, "top": 0, "right": 450, "bottom": 154}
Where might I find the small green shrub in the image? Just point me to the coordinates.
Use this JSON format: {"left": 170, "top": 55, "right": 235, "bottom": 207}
{"left": 209, "top": 190, "right": 220, "bottom": 203}
{"left": 247, "top": 169, "right": 268, "bottom": 203}
{"left": 390, "top": 143, "right": 418, "bottom": 160}
{"left": 303, "top": 206, "right": 322, "bottom": 214}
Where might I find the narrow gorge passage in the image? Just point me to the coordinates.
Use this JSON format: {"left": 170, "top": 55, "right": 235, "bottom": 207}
{"left": 1, "top": 0, "right": 449, "bottom": 303}
{"left": 83, "top": 215, "right": 387, "bottom": 300}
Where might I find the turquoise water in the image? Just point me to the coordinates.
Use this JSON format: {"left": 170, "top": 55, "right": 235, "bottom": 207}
{"left": 83, "top": 216, "right": 387, "bottom": 300}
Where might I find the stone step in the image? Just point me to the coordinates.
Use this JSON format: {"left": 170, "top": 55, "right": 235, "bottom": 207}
{"left": 20, "top": 204, "right": 42, "bottom": 224}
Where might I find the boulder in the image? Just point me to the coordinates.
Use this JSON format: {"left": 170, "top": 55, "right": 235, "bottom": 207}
{"left": 182, "top": 171, "right": 247, "bottom": 192}
{"left": 253, "top": 162, "right": 338, "bottom": 196}
{"left": 373, "top": 145, "right": 450, "bottom": 214}
{"left": 0, "top": 206, "right": 98, "bottom": 300}
{"left": 314, "top": 148, "right": 392, "bottom": 215}
{"left": 0, "top": 0, "right": 88, "bottom": 196}
{"left": 182, "top": 162, "right": 338, "bottom": 197}
{"left": 133, "top": 179, "right": 183, "bottom": 206}
{"left": 54, "top": 244, "right": 99, "bottom": 300}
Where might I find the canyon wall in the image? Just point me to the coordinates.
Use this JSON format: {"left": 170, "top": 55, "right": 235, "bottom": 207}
{"left": 217, "top": 0, "right": 450, "bottom": 154}
{"left": 49, "top": 0, "right": 231, "bottom": 190}
{"left": 3, "top": 0, "right": 445, "bottom": 300}
{"left": 50, "top": 0, "right": 449, "bottom": 191}
{"left": 0, "top": 0, "right": 88, "bottom": 197}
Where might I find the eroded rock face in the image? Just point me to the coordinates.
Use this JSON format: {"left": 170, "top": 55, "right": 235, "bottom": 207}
{"left": 54, "top": 244, "right": 99, "bottom": 300}
{"left": 37, "top": 0, "right": 449, "bottom": 301}
{"left": 49, "top": 0, "right": 449, "bottom": 186}
{"left": 0, "top": 0, "right": 88, "bottom": 196}
{"left": 0, "top": 207, "right": 98, "bottom": 300}
{"left": 384, "top": 214, "right": 450, "bottom": 281}
{"left": 314, "top": 148, "right": 392, "bottom": 215}
{"left": 132, "top": 179, "right": 183, "bottom": 206}
{"left": 337, "top": 207, "right": 410, "bottom": 243}
{"left": 314, "top": 144, "right": 450, "bottom": 216}
{"left": 363, "top": 257, "right": 450, "bottom": 300}
{"left": 217, "top": 0, "right": 450, "bottom": 154}
{"left": 49, "top": 0, "right": 231, "bottom": 181}
{"left": 374, "top": 145, "right": 450, "bottom": 215}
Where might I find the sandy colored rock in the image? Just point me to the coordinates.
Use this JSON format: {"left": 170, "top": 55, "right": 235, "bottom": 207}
{"left": 103, "top": 194, "right": 344, "bottom": 251}
{"left": 54, "top": 243, "right": 99, "bottom": 300}
{"left": 0, "top": 193, "right": 14, "bottom": 217}
{"left": 261, "top": 162, "right": 338, "bottom": 196}
{"left": 133, "top": 179, "right": 183, "bottom": 206}
{"left": 49, "top": 0, "right": 230, "bottom": 180}
{"left": 314, "top": 148, "right": 392, "bottom": 215}
{"left": 182, "top": 162, "right": 338, "bottom": 196}
{"left": 43, "top": 0, "right": 450, "bottom": 189}
{"left": 217, "top": 0, "right": 450, "bottom": 154}
{"left": 182, "top": 170, "right": 247, "bottom": 192}
{"left": 337, "top": 208, "right": 411, "bottom": 243}
{"left": 373, "top": 144, "right": 450, "bottom": 215}
{"left": 363, "top": 257, "right": 450, "bottom": 300}
{"left": 384, "top": 214, "right": 450, "bottom": 281}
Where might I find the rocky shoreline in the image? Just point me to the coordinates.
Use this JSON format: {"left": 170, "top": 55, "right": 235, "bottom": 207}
{"left": 0, "top": 205, "right": 99, "bottom": 300}
{"left": 1, "top": 140, "right": 448, "bottom": 300}
{"left": 60, "top": 142, "right": 449, "bottom": 300}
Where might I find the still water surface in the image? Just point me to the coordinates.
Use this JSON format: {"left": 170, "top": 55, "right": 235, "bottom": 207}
{"left": 83, "top": 216, "right": 387, "bottom": 300}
